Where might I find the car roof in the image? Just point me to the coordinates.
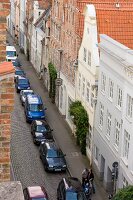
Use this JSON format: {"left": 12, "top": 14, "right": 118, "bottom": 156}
{"left": 27, "top": 186, "right": 46, "bottom": 198}
{"left": 63, "top": 177, "right": 83, "bottom": 192}
{"left": 27, "top": 94, "right": 42, "bottom": 104}
{"left": 6, "top": 45, "right": 16, "bottom": 51}
{"left": 18, "top": 76, "right": 27, "bottom": 80}
{"left": 15, "top": 68, "right": 24, "bottom": 71}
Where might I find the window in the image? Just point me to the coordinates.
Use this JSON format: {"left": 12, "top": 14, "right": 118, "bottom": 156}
{"left": 91, "top": 93, "right": 94, "bottom": 108}
{"left": 123, "top": 130, "right": 130, "bottom": 159}
{"left": 109, "top": 79, "right": 114, "bottom": 99}
{"left": 106, "top": 111, "right": 111, "bottom": 137}
{"left": 88, "top": 51, "right": 91, "bottom": 66}
{"left": 122, "top": 175, "right": 128, "bottom": 188}
{"left": 99, "top": 103, "right": 104, "bottom": 127}
{"left": 86, "top": 82, "right": 90, "bottom": 103}
{"left": 86, "top": 124, "right": 92, "bottom": 150}
{"left": 117, "top": 86, "right": 122, "bottom": 108}
{"left": 115, "top": 120, "right": 121, "bottom": 147}
{"left": 94, "top": 146, "right": 99, "bottom": 161}
{"left": 83, "top": 47, "right": 87, "bottom": 62}
{"left": 126, "top": 95, "right": 133, "bottom": 118}
{"left": 60, "top": 86, "right": 63, "bottom": 108}
{"left": 78, "top": 73, "right": 81, "bottom": 92}
{"left": 82, "top": 77, "right": 85, "bottom": 97}
{"left": 101, "top": 72, "right": 106, "bottom": 93}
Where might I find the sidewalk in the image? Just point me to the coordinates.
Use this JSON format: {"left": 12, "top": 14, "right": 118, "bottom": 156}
{"left": 8, "top": 33, "right": 108, "bottom": 200}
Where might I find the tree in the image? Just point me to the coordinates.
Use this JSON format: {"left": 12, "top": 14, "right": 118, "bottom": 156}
{"left": 113, "top": 186, "right": 133, "bottom": 200}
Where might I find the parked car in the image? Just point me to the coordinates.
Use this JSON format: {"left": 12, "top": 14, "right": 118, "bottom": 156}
{"left": 39, "top": 141, "right": 67, "bottom": 172}
{"left": 15, "top": 76, "right": 30, "bottom": 93}
{"left": 14, "top": 68, "right": 25, "bottom": 82}
{"left": 12, "top": 59, "right": 22, "bottom": 68}
{"left": 57, "top": 177, "right": 87, "bottom": 200}
{"left": 23, "top": 186, "right": 49, "bottom": 200}
{"left": 24, "top": 94, "right": 47, "bottom": 123}
{"left": 20, "top": 89, "right": 34, "bottom": 105}
{"left": 31, "top": 120, "right": 54, "bottom": 145}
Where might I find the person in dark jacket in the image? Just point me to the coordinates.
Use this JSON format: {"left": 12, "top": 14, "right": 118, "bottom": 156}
{"left": 82, "top": 168, "right": 89, "bottom": 187}
{"left": 89, "top": 169, "right": 95, "bottom": 194}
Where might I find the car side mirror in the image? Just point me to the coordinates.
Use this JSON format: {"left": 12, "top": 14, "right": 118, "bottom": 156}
{"left": 51, "top": 129, "right": 53, "bottom": 132}
{"left": 44, "top": 108, "right": 47, "bottom": 110}
{"left": 63, "top": 154, "right": 66, "bottom": 157}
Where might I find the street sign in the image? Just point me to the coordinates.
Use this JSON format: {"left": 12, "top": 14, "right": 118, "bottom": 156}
{"left": 55, "top": 78, "right": 63, "bottom": 86}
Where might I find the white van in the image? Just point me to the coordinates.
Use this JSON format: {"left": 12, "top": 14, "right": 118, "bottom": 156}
{"left": 6, "top": 45, "right": 17, "bottom": 61}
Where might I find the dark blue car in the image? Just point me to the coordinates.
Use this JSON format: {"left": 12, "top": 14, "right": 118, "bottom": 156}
{"left": 14, "top": 68, "right": 25, "bottom": 82}
{"left": 24, "top": 94, "right": 47, "bottom": 122}
{"left": 15, "top": 76, "right": 30, "bottom": 93}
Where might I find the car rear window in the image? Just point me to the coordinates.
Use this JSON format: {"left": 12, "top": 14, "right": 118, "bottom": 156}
{"left": 36, "top": 125, "right": 50, "bottom": 132}
{"left": 29, "top": 104, "right": 43, "bottom": 111}
{"left": 15, "top": 71, "right": 24, "bottom": 76}
{"left": 19, "top": 79, "right": 29, "bottom": 84}
{"left": 47, "top": 149, "right": 63, "bottom": 158}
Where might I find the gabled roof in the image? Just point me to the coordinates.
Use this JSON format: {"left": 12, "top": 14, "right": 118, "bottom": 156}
{"left": 0, "top": 62, "right": 14, "bottom": 76}
{"left": 77, "top": 1, "right": 133, "bottom": 49}
{"left": 34, "top": 6, "right": 51, "bottom": 27}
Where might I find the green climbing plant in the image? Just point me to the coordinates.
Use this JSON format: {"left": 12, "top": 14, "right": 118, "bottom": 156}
{"left": 48, "top": 62, "right": 57, "bottom": 103}
{"left": 69, "top": 101, "right": 89, "bottom": 155}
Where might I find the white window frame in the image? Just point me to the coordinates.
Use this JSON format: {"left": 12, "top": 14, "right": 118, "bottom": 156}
{"left": 78, "top": 73, "right": 81, "bottom": 92}
{"left": 106, "top": 111, "right": 111, "bottom": 137}
{"left": 91, "top": 93, "right": 94, "bottom": 108}
{"left": 86, "top": 82, "right": 90, "bottom": 103}
{"left": 108, "top": 79, "right": 114, "bottom": 100}
{"left": 101, "top": 72, "right": 106, "bottom": 93}
{"left": 126, "top": 94, "right": 133, "bottom": 119}
{"left": 94, "top": 145, "right": 99, "bottom": 161}
{"left": 114, "top": 119, "right": 121, "bottom": 147}
{"left": 117, "top": 86, "right": 123, "bottom": 109}
{"left": 99, "top": 103, "right": 104, "bottom": 128}
{"left": 122, "top": 175, "right": 128, "bottom": 188}
{"left": 123, "top": 130, "right": 130, "bottom": 159}
{"left": 83, "top": 47, "right": 87, "bottom": 62}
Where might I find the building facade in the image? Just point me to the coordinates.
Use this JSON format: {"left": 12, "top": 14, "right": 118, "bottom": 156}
{"left": 93, "top": 34, "right": 133, "bottom": 192}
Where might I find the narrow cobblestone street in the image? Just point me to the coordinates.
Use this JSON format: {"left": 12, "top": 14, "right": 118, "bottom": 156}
{"left": 9, "top": 33, "right": 107, "bottom": 200}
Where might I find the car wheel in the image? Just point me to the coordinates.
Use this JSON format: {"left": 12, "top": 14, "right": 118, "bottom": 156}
{"left": 26, "top": 116, "right": 29, "bottom": 123}
{"left": 33, "top": 139, "right": 36, "bottom": 144}
{"left": 44, "top": 165, "right": 48, "bottom": 172}
{"left": 16, "top": 89, "right": 19, "bottom": 93}
{"left": 40, "top": 155, "right": 42, "bottom": 160}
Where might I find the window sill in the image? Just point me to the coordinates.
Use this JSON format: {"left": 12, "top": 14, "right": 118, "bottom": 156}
{"left": 121, "top": 157, "right": 128, "bottom": 167}
{"left": 115, "top": 105, "right": 122, "bottom": 112}
{"left": 125, "top": 116, "right": 133, "bottom": 124}
{"left": 107, "top": 97, "right": 113, "bottom": 103}
{"left": 98, "top": 125, "right": 103, "bottom": 131}
{"left": 105, "top": 134, "right": 110, "bottom": 141}
{"left": 101, "top": 91, "right": 105, "bottom": 96}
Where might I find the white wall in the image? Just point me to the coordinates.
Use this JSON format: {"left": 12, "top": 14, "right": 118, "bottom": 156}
{"left": 76, "top": 4, "right": 99, "bottom": 160}
{"left": 93, "top": 34, "right": 133, "bottom": 191}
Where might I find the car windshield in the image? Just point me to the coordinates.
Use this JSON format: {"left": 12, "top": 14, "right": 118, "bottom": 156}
{"left": 7, "top": 51, "right": 16, "bottom": 57}
{"left": 47, "top": 149, "right": 63, "bottom": 158}
{"left": 15, "top": 70, "right": 25, "bottom": 76}
{"left": 19, "top": 79, "right": 29, "bottom": 84}
{"left": 23, "top": 91, "right": 33, "bottom": 96}
{"left": 35, "top": 132, "right": 44, "bottom": 137}
{"left": 36, "top": 125, "right": 50, "bottom": 132}
{"left": 29, "top": 104, "right": 43, "bottom": 111}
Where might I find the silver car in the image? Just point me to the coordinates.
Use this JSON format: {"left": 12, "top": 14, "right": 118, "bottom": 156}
{"left": 20, "top": 89, "right": 34, "bottom": 106}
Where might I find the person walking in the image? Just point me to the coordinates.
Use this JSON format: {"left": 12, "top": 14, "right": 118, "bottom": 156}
{"left": 89, "top": 169, "right": 95, "bottom": 194}
{"left": 82, "top": 168, "right": 90, "bottom": 187}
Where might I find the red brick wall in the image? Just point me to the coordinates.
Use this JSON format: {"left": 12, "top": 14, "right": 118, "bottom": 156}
{"left": 0, "top": 73, "right": 14, "bottom": 182}
{"left": 0, "top": 0, "right": 10, "bottom": 62}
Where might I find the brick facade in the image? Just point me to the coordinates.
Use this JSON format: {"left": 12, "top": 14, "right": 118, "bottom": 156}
{"left": 0, "top": 0, "right": 12, "bottom": 182}
{"left": 0, "top": 1, "right": 10, "bottom": 62}
{"left": 0, "top": 62, "right": 15, "bottom": 182}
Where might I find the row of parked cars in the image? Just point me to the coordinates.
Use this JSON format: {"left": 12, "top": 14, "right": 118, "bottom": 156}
{"left": 14, "top": 60, "right": 87, "bottom": 200}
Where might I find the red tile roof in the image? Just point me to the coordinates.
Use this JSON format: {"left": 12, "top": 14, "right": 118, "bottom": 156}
{"left": 77, "top": 1, "right": 133, "bottom": 49}
{"left": 0, "top": 62, "right": 14, "bottom": 76}
{"left": 38, "top": 0, "right": 51, "bottom": 9}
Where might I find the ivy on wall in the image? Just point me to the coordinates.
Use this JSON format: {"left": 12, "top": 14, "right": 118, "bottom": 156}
{"left": 69, "top": 101, "right": 89, "bottom": 155}
{"left": 48, "top": 62, "right": 57, "bottom": 103}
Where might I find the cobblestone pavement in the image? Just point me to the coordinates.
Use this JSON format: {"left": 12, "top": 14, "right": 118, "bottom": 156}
{"left": 9, "top": 33, "right": 108, "bottom": 200}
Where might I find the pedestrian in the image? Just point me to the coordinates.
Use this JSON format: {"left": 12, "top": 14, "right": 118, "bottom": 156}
{"left": 82, "top": 168, "right": 89, "bottom": 187}
{"left": 89, "top": 169, "right": 95, "bottom": 194}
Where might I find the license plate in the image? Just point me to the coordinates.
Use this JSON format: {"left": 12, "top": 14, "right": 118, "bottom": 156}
{"left": 55, "top": 169, "right": 61, "bottom": 171}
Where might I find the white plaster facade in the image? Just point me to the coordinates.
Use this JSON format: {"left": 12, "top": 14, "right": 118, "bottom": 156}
{"left": 75, "top": 5, "right": 99, "bottom": 160}
{"left": 93, "top": 34, "right": 133, "bottom": 192}
{"left": 9, "top": 0, "right": 16, "bottom": 38}
{"left": 30, "top": 1, "right": 45, "bottom": 73}
{"left": 19, "top": 0, "right": 27, "bottom": 50}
